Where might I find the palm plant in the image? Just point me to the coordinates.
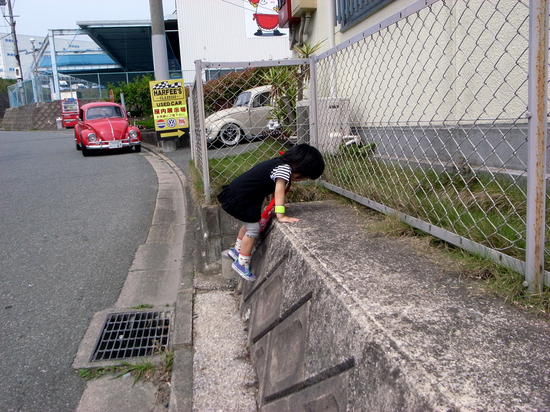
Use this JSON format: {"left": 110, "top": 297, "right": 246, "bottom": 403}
{"left": 261, "top": 41, "right": 325, "bottom": 138}
{"left": 293, "top": 41, "right": 325, "bottom": 100}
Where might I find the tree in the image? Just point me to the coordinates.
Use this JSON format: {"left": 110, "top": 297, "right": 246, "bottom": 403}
{"left": 0, "top": 78, "right": 17, "bottom": 93}
{"left": 107, "top": 75, "right": 153, "bottom": 117}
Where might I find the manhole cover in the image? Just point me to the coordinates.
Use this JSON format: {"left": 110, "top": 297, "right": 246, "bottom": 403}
{"left": 90, "top": 311, "right": 171, "bottom": 362}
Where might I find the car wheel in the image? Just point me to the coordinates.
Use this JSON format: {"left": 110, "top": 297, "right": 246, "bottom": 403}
{"left": 81, "top": 145, "right": 90, "bottom": 157}
{"left": 75, "top": 133, "right": 81, "bottom": 150}
{"left": 218, "top": 123, "right": 242, "bottom": 146}
{"left": 134, "top": 144, "right": 142, "bottom": 153}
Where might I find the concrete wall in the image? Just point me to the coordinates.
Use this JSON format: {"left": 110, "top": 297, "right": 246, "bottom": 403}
{"left": 227, "top": 200, "right": 550, "bottom": 411}
{"left": 2, "top": 101, "right": 62, "bottom": 130}
{"left": 355, "top": 123, "right": 536, "bottom": 172}
{"left": 196, "top": 203, "right": 241, "bottom": 274}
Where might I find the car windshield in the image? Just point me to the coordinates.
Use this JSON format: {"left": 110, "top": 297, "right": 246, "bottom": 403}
{"left": 86, "top": 106, "right": 125, "bottom": 120}
{"left": 234, "top": 92, "right": 251, "bottom": 107}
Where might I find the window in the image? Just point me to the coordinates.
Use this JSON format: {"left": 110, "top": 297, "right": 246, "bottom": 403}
{"left": 336, "top": 0, "right": 393, "bottom": 31}
{"left": 252, "top": 92, "right": 270, "bottom": 108}
{"left": 234, "top": 91, "right": 251, "bottom": 107}
{"left": 205, "top": 68, "right": 243, "bottom": 81}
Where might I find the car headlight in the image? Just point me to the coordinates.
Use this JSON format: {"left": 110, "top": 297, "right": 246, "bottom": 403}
{"left": 88, "top": 133, "right": 97, "bottom": 142}
{"left": 129, "top": 130, "right": 137, "bottom": 138}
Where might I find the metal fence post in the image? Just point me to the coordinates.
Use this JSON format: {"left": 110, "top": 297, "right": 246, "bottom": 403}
{"left": 309, "top": 55, "right": 318, "bottom": 147}
{"left": 187, "top": 90, "right": 196, "bottom": 162}
{"left": 194, "top": 60, "right": 211, "bottom": 204}
{"left": 525, "top": 0, "right": 549, "bottom": 293}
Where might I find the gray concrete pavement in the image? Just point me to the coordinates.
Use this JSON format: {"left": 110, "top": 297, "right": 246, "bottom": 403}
{"left": 73, "top": 144, "right": 256, "bottom": 412}
{"left": 0, "top": 130, "right": 158, "bottom": 412}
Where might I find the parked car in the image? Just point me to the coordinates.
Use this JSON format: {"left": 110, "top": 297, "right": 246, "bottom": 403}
{"left": 75, "top": 102, "right": 141, "bottom": 156}
{"left": 205, "top": 85, "right": 272, "bottom": 146}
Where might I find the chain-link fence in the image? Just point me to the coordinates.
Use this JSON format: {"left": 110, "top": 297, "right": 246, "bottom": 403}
{"left": 8, "top": 74, "right": 107, "bottom": 107}
{"left": 189, "top": 58, "right": 310, "bottom": 204}
{"left": 7, "top": 70, "right": 182, "bottom": 108}
{"left": 189, "top": 0, "right": 549, "bottom": 289}
{"left": 315, "top": 0, "right": 548, "bottom": 288}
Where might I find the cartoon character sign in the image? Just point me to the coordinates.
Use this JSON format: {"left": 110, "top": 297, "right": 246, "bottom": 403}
{"left": 248, "top": 0, "right": 284, "bottom": 36}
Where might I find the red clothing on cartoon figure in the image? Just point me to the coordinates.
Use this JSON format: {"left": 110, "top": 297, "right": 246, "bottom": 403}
{"left": 253, "top": 13, "right": 279, "bottom": 30}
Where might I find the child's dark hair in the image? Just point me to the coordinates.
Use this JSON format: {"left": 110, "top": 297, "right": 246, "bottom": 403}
{"left": 280, "top": 144, "right": 325, "bottom": 179}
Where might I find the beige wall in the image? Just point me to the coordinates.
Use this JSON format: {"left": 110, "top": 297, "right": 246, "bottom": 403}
{"left": 291, "top": 0, "right": 529, "bottom": 125}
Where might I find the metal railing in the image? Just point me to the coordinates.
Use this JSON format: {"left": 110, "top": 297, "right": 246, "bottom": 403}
{"left": 189, "top": 0, "right": 549, "bottom": 290}
{"left": 6, "top": 70, "right": 183, "bottom": 108}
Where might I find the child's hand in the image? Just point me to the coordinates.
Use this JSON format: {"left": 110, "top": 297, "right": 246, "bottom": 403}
{"left": 277, "top": 215, "right": 300, "bottom": 223}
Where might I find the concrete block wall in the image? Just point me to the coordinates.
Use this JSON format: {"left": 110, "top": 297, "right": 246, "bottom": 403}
{"left": 196, "top": 203, "right": 240, "bottom": 274}
{"left": 236, "top": 200, "right": 550, "bottom": 411}
{"left": 2, "top": 101, "right": 63, "bottom": 130}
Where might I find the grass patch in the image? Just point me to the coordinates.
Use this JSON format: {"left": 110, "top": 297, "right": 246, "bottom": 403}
{"left": 208, "top": 141, "right": 290, "bottom": 195}
{"left": 78, "top": 359, "right": 155, "bottom": 386}
{"left": 78, "top": 350, "right": 174, "bottom": 405}
{"left": 196, "top": 140, "right": 343, "bottom": 206}
{"left": 322, "top": 150, "right": 544, "bottom": 267}
{"left": 130, "top": 304, "right": 154, "bottom": 309}
{"left": 359, "top": 207, "right": 550, "bottom": 318}
{"left": 441, "top": 244, "right": 550, "bottom": 319}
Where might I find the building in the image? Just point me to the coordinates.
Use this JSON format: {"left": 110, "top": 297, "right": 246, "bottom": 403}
{"left": 0, "top": 32, "right": 101, "bottom": 80}
{"left": 175, "top": 0, "right": 292, "bottom": 84}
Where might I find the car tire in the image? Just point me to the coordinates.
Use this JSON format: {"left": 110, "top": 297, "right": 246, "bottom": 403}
{"left": 134, "top": 144, "right": 142, "bottom": 153}
{"left": 82, "top": 145, "right": 90, "bottom": 157}
{"left": 76, "top": 141, "right": 81, "bottom": 151}
{"left": 219, "top": 123, "right": 242, "bottom": 146}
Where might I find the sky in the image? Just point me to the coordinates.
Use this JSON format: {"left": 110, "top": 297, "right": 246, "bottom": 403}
{"left": 1, "top": 0, "right": 177, "bottom": 39}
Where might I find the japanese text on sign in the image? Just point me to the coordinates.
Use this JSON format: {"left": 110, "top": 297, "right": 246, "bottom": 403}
{"left": 149, "top": 79, "right": 189, "bottom": 132}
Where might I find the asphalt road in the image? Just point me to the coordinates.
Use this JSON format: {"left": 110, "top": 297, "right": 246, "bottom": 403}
{"left": 0, "top": 130, "right": 157, "bottom": 411}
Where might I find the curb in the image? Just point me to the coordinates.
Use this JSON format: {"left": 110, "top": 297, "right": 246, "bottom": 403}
{"left": 143, "top": 144, "right": 197, "bottom": 412}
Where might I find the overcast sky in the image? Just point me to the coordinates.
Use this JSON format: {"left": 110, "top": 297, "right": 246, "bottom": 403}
{"left": 1, "top": 0, "right": 177, "bottom": 39}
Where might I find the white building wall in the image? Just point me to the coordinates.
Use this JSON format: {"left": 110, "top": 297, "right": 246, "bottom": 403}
{"left": 176, "top": 0, "right": 292, "bottom": 84}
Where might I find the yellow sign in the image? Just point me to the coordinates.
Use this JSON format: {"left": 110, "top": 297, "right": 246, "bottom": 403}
{"left": 160, "top": 129, "right": 186, "bottom": 139}
{"left": 149, "top": 79, "right": 189, "bottom": 133}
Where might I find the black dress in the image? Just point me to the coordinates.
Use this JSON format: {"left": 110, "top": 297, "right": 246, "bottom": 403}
{"left": 217, "top": 158, "right": 289, "bottom": 223}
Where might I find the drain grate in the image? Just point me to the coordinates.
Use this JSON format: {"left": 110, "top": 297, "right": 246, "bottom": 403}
{"left": 90, "top": 311, "right": 171, "bottom": 362}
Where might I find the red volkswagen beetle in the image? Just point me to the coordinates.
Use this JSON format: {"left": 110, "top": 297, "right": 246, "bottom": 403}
{"left": 75, "top": 102, "right": 141, "bottom": 156}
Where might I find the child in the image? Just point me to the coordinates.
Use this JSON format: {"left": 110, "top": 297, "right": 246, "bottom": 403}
{"left": 217, "top": 144, "right": 325, "bottom": 281}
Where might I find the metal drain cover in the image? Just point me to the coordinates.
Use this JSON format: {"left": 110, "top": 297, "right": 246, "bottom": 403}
{"left": 90, "top": 311, "right": 171, "bottom": 362}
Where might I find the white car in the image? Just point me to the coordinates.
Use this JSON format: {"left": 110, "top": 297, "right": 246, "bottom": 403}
{"left": 205, "top": 85, "right": 272, "bottom": 146}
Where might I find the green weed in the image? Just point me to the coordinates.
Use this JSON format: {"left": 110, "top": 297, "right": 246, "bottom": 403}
{"left": 131, "top": 304, "right": 154, "bottom": 309}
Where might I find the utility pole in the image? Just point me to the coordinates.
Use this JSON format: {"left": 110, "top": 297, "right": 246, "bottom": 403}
{"left": 5, "top": 0, "right": 23, "bottom": 81}
{"left": 149, "top": 0, "right": 169, "bottom": 81}
{"left": 30, "top": 38, "right": 39, "bottom": 76}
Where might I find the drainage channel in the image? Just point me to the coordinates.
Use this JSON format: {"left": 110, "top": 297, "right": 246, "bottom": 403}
{"left": 89, "top": 311, "right": 171, "bottom": 362}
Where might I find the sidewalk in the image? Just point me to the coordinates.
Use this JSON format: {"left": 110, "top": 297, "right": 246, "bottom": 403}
{"left": 156, "top": 144, "right": 259, "bottom": 411}
{"left": 74, "top": 144, "right": 257, "bottom": 412}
